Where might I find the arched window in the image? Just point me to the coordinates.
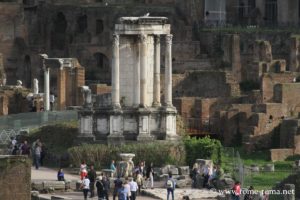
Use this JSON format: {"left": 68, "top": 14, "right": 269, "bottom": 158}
{"left": 265, "top": 0, "right": 277, "bottom": 25}
{"left": 51, "top": 12, "right": 67, "bottom": 50}
{"left": 96, "top": 19, "right": 104, "bottom": 34}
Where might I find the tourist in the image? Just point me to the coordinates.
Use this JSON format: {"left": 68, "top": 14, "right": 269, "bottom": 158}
{"left": 81, "top": 175, "right": 90, "bottom": 200}
{"left": 202, "top": 164, "right": 211, "bottom": 188}
{"left": 110, "top": 160, "right": 116, "bottom": 177}
{"left": 40, "top": 143, "right": 46, "bottom": 166}
{"left": 102, "top": 175, "right": 110, "bottom": 200}
{"left": 244, "top": 186, "right": 254, "bottom": 200}
{"left": 88, "top": 164, "right": 97, "bottom": 198}
{"left": 80, "top": 161, "right": 88, "bottom": 180}
{"left": 113, "top": 176, "right": 123, "bottom": 200}
{"left": 124, "top": 179, "right": 131, "bottom": 199}
{"left": 34, "top": 142, "right": 42, "bottom": 169}
{"left": 191, "top": 163, "right": 199, "bottom": 188}
{"left": 136, "top": 172, "right": 143, "bottom": 195}
{"left": 231, "top": 181, "right": 241, "bottom": 200}
{"left": 20, "top": 140, "right": 30, "bottom": 157}
{"left": 166, "top": 172, "right": 176, "bottom": 200}
{"left": 50, "top": 93, "right": 55, "bottom": 111}
{"left": 31, "top": 139, "right": 40, "bottom": 165}
{"left": 57, "top": 168, "right": 65, "bottom": 181}
{"left": 129, "top": 177, "right": 138, "bottom": 200}
{"left": 145, "top": 162, "right": 154, "bottom": 189}
{"left": 118, "top": 183, "right": 129, "bottom": 200}
{"left": 96, "top": 176, "right": 105, "bottom": 200}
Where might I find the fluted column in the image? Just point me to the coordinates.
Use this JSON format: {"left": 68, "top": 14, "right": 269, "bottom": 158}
{"left": 112, "top": 34, "right": 121, "bottom": 108}
{"left": 133, "top": 36, "right": 141, "bottom": 107}
{"left": 153, "top": 35, "right": 161, "bottom": 107}
{"left": 164, "top": 34, "right": 173, "bottom": 106}
{"left": 44, "top": 67, "right": 50, "bottom": 111}
{"left": 140, "top": 34, "right": 147, "bottom": 107}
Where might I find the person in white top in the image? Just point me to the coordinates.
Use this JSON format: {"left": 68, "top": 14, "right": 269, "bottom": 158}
{"left": 129, "top": 177, "right": 138, "bottom": 200}
{"left": 82, "top": 175, "right": 90, "bottom": 200}
{"left": 80, "top": 161, "right": 88, "bottom": 180}
{"left": 124, "top": 179, "right": 131, "bottom": 199}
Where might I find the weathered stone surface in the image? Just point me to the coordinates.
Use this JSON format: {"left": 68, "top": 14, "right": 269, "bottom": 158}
{"left": 43, "top": 181, "right": 66, "bottom": 191}
{"left": 264, "top": 164, "right": 275, "bottom": 172}
{"left": 0, "top": 156, "right": 31, "bottom": 200}
{"left": 178, "top": 166, "right": 190, "bottom": 175}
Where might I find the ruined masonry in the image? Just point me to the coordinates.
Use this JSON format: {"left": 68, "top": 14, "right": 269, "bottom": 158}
{"left": 78, "top": 17, "right": 177, "bottom": 143}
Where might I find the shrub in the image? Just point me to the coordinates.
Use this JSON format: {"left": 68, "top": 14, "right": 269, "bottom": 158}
{"left": 68, "top": 142, "right": 185, "bottom": 169}
{"left": 184, "top": 136, "right": 222, "bottom": 167}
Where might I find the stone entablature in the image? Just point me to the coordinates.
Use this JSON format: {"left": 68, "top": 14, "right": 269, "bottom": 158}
{"left": 78, "top": 16, "right": 178, "bottom": 143}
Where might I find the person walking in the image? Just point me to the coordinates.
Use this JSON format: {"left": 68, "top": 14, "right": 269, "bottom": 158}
{"left": 136, "top": 172, "right": 143, "bottom": 195}
{"left": 110, "top": 160, "right": 116, "bottom": 177}
{"left": 113, "top": 176, "right": 123, "bottom": 200}
{"left": 34, "top": 142, "right": 42, "bottom": 169}
{"left": 88, "top": 164, "right": 97, "bottom": 198}
{"left": 231, "top": 181, "right": 241, "bottom": 200}
{"left": 145, "top": 162, "right": 154, "bottom": 189}
{"left": 20, "top": 140, "right": 30, "bottom": 157}
{"left": 80, "top": 161, "right": 88, "bottom": 180}
{"left": 96, "top": 176, "right": 106, "bottom": 200}
{"left": 82, "top": 175, "right": 90, "bottom": 200}
{"left": 166, "top": 172, "right": 176, "bottom": 200}
{"left": 118, "top": 183, "right": 129, "bottom": 200}
{"left": 102, "top": 175, "right": 110, "bottom": 200}
{"left": 129, "top": 177, "right": 138, "bottom": 200}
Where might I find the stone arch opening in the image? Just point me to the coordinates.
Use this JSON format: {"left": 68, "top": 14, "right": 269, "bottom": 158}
{"left": 77, "top": 15, "right": 88, "bottom": 33}
{"left": 51, "top": 12, "right": 67, "bottom": 50}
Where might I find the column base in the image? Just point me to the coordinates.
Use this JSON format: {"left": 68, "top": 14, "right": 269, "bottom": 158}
{"left": 137, "top": 134, "right": 154, "bottom": 141}
{"left": 107, "top": 134, "right": 125, "bottom": 145}
{"left": 152, "top": 102, "right": 161, "bottom": 107}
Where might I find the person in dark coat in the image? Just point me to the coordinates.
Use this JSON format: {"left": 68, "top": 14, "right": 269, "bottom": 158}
{"left": 88, "top": 164, "right": 97, "bottom": 198}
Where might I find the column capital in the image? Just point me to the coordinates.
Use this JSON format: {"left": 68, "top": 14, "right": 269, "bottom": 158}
{"left": 165, "top": 34, "right": 173, "bottom": 45}
{"left": 138, "top": 34, "right": 147, "bottom": 43}
{"left": 154, "top": 35, "right": 161, "bottom": 44}
{"left": 112, "top": 34, "right": 120, "bottom": 47}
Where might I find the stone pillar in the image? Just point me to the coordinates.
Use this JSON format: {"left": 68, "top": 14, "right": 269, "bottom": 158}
{"left": 153, "top": 35, "right": 161, "bottom": 107}
{"left": 112, "top": 34, "right": 121, "bottom": 108}
{"left": 140, "top": 34, "right": 148, "bottom": 107}
{"left": 44, "top": 67, "right": 50, "bottom": 111}
{"left": 164, "top": 34, "right": 173, "bottom": 107}
{"left": 133, "top": 36, "right": 141, "bottom": 107}
{"left": 57, "top": 68, "right": 66, "bottom": 110}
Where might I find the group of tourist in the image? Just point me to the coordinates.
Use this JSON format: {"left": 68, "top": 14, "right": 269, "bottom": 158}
{"left": 191, "top": 163, "right": 224, "bottom": 189}
{"left": 75, "top": 160, "right": 177, "bottom": 200}
{"left": 8, "top": 137, "right": 46, "bottom": 169}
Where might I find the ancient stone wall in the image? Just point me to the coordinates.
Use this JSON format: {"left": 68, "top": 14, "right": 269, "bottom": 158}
{"left": 173, "top": 71, "right": 240, "bottom": 98}
{"left": 260, "top": 72, "right": 295, "bottom": 102}
{"left": 0, "top": 156, "right": 31, "bottom": 200}
{"left": 270, "top": 149, "right": 294, "bottom": 162}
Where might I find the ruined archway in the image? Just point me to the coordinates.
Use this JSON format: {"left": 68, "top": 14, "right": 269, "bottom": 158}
{"left": 51, "top": 12, "right": 67, "bottom": 50}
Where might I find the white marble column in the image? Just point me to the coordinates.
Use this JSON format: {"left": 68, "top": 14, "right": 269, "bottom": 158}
{"left": 112, "top": 34, "right": 121, "bottom": 108}
{"left": 153, "top": 35, "right": 161, "bottom": 107}
{"left": 164, "top": 34, "right": 173, "bottom": 106}
{"left": 44, "top": 67, "right": 50, "bottom": 111}
{"left": 140, "top": 34, "right": 147, "bottom": 107}
{"left": 133, "top": 36, "right": 141, "bottom": 107}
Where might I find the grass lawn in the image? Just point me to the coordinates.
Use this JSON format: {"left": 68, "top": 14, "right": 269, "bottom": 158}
{"left": 222, "top": 147, "right": 296, "bottom": 190}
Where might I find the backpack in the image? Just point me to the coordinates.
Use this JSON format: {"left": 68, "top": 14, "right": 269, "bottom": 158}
{"left": 167, "top": 179, "right": 174, "bottom": 189}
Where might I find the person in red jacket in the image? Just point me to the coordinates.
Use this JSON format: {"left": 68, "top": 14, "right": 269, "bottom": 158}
{"left": 232, "top": 181, "right": 241, "bottom": 200}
